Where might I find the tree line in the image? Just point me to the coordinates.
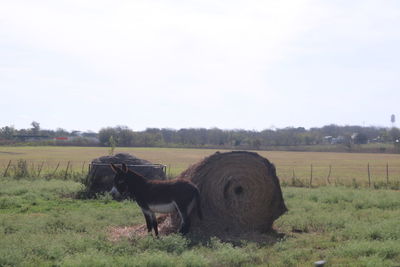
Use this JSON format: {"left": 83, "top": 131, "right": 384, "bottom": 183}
{"left": 97, "top": 125, "right": 400, "bottom": 150}
{"left": 1, "top": 122, "right": 400, "bottom": 151}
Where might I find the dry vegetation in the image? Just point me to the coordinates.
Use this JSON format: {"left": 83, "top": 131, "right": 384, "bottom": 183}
{"left": 1, "top": 146, "right": 400, "bottom": 187}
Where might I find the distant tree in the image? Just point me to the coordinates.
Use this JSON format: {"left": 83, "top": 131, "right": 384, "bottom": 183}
{"left": 31, "top": 121, "right": 40, "bottom": 134}
{"left": 98, "top": 127, "right": 119, "bottom": 146}
{"left": 82, "top": 131, "right": 98, "bottom": 138}
{"left": 98, "top": 126, "right": 135, "bottom": 147}
{"left": 208, "top": 128, "right": 228, "bottom": 146}
{"left": 118, "top": 126, "right": 135, "bottom": 146}
{"left": 56, "top": 128, "right": 70, "bottom": 137}
{"left": 161, "top": 128, "right": 175, "bottom": 145}
{"left": 143, "top": 128, "right": 162, "bottom": 146}
{"left": 251, "top": 139, "right": 262, "bottom": 150}
{"left": 0, "top": 126, "right": 15, "bottom": 139}
{"left": 109, "top": 136, "right": 117, "bottom": 155}
{"left": 71, "top": 130, "right": 81, "bottom": 136}
{"left": 342, "top": 135, "right": 353, "bottom": 151}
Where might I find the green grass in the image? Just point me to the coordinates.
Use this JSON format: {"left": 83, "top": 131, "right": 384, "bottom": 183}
{"left": 1, "top": 176, "right": 399, "bottom": 266}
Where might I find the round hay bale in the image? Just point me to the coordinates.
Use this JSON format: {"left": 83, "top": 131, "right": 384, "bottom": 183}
{"left": 86, "top": 153, "right": 166, "bottom": 195}
{"left": 175, "top": 151, "right": 287, "bottom": 237}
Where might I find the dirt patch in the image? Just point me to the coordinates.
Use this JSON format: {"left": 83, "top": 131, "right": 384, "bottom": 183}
{"left": 107, "top": 214, "right": 284, "bottom": 245}
{"left": 107, "top": 215, "right": 178, "bottom": 242}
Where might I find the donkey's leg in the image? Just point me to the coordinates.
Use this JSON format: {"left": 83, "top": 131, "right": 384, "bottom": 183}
{"left": 150, "top": 212, "right": 159, "bottom": 237}
{"left": 180, "top": 210, "right": 191, "bottom": 235}
{"left": 174, "top": 202, "right": 191, "bottom": 235}
{"left": 141, "top": 209, "right": 153, "bottom": 233}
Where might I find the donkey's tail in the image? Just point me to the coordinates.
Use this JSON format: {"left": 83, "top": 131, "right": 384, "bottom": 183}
{"left": 195, "top": 190, "right": 203, "bottom": 220}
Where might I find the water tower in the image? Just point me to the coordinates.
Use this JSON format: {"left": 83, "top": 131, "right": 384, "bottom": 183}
{"left": 391, "top": 114, "right": 396, "bottom": 127}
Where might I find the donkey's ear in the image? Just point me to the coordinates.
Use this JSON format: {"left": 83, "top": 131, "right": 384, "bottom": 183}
{"left": 121, "top": 163, "right": 129, "bottom": 173}
{"left": 110, "top": 163, "right": 120, "bottom": 174}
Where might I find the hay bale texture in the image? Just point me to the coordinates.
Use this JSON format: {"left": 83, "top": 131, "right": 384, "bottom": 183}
{"left": 86, "top": 153, "right": 166, "bottom": 195}
{"left": 175, "top": 151, "right": 287, "bottom": 236}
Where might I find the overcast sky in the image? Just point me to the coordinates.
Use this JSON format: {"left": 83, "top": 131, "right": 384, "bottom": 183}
{"left": 1, "top": 0, "right": 399, "bottom": 132}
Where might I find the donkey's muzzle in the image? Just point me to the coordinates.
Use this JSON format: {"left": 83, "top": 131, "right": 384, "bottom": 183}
{"left": 110, "top": 186, "right": 123, "bottom": 200}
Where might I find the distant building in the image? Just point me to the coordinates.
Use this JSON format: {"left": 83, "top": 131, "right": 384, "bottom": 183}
{"left": 323, "top": 135, "right": 345, "bottom": 145}
{"left": 323, "top": 136, "right": 333, "bottom": 144}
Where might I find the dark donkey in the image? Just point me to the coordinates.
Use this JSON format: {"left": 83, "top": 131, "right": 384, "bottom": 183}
{"left": 110, "top": 163, "right": 202, "bottom": 236}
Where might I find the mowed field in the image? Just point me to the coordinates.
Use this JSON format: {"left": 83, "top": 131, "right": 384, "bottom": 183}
{"left": 1, "top": 146, "right": 400, "bottom": 266}
{"left": 1, "top": 146, "right": 400, "bottom": 187}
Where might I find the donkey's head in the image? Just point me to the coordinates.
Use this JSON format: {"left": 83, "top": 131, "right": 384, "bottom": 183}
{"left": 110, "top": 163, "right": 130, "bottom": 199}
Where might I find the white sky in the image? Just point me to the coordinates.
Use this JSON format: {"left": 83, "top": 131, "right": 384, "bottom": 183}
{"left": 1, "top": 0, "right": 399, "bottom": 131}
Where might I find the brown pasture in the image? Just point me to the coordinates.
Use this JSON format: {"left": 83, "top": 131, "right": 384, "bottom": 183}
{"left": 1, "top": 146, "right": 400, "bottom": 186}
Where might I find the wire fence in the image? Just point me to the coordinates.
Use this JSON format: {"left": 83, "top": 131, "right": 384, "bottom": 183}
{"left": 1, "top": 159, "right": 399, "bottom": 190}
{"left": 1, "top": 159, "right": 88, "bottom": 182}
{"left": 279, "top": 163, "right": 400, "bottom": 189}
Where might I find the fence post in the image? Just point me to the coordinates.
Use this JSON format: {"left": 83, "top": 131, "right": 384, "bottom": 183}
{"left": 326, "top": 165, "right": 332, "bottom": 185}
{"left": 367, "top": 163, "right": 371, "bottom": 188}
{"left": 37, "top": 161, "right": 45, "bottom": 177}
{"left": 29, "top": 162, "right": 34, "bottom": 177}
{"left": 386, "top": 162, "right": 389, "bottom": 186}
{"left": 64, "top": 161, "right": 71, "bottom": 180}
{"left": 52, "top": 162, "right": 60, "bottom": 177}
{"left": 81, "top": 161, "right": 86, "bottom": 174}
{"left": 291, "top": 168, "right": 296, "bottom": 186}
{"left": 309, "top": 164, "right": 313, "bottom": 187}
{"left": 3, "top": 160, "right": 11, "bottom": 177}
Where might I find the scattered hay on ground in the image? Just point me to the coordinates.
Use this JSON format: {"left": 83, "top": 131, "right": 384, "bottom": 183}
{"left": 107, "top": 215, "right": 178, "bottom": 242}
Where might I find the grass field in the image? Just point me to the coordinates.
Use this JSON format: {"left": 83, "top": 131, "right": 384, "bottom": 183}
{"left": 1, "top": 146, "right": 400, "bottom": 187}
{"left": 0, "top": 178, "right": 399, "bottom": 266}
{"left": 1, "top": 146, "right": 400, "bottom": 266}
